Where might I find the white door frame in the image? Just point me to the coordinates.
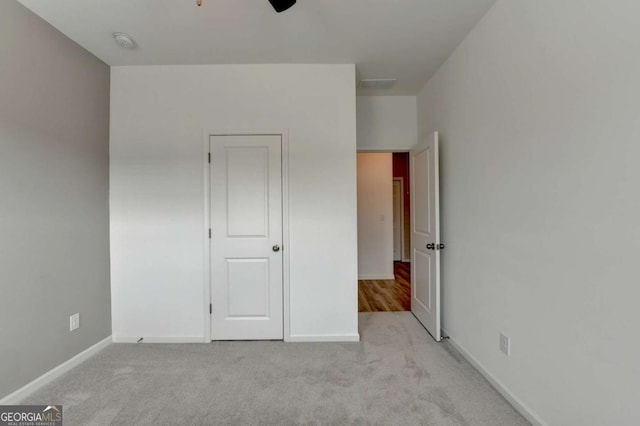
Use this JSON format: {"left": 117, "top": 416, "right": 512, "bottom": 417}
{"left": 202, "top": 129, "right": 290, "bottom": 343}
{"left": 392, "top": 177, "right": 405, "bottom": 262}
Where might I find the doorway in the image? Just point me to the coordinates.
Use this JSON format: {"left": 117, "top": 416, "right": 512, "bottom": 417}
{"left": 357, "top": 152, "right": 412, "bottom": 312}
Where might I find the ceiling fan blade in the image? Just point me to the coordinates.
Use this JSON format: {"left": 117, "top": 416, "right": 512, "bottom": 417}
{"left": 268, "top": 0, "right": 296, "bottom": 13}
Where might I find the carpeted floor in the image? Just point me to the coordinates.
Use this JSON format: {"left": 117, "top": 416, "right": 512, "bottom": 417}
{"left": 23, "top": 313, "right": 529, "bottom": 425}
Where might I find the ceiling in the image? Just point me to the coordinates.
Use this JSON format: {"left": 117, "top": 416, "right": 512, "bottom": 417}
{"left": 18, "top": 0, "right": 496, "bottom": 95}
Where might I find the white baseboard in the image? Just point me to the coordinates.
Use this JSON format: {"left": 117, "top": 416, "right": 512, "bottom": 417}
{"left": 358, "top": 275, "right": 395, "bottom": 280}
{"left": 0, "top": 336, "right": 112, "bottom": 405}
{"left": 442, "top": 329, "right": 547, "bottom": 426}
{"left": 112, "top": 336, "right": 205, "bottom": 343}
{"left": 287, "top": 334, "right": 360, "bottom": 343}
{"left": 402, "top": 258, "right": 411, "bottom": 263}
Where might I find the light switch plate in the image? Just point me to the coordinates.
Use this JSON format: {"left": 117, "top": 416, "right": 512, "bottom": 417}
{"left": 500, "top": 332, "right": 510, "bottom": 356}
{"left": 70, "top": 313, "right": 80, "bottom": 331}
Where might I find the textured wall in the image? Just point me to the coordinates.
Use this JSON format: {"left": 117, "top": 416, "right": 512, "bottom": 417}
{"left": 357, "top": 96, "right": 417, "bottom": 151}
{"left": 0, "top": 0, "right": 111, "bottom": 399}
{"left": 357, "top": 153, "right": 394, "bottom": 279}
{"left": 418, "top": 0, "right": 640, "bottom": 424}
{"left": 110, "top": 64, "right": 358, "bottom": 341}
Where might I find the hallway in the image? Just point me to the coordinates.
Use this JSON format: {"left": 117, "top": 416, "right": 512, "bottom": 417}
{"left": 358, "top": 262, "right": 411, "bottom": 312}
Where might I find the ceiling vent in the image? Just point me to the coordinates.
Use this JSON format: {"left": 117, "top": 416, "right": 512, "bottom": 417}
{"left": 113, "top": 32, "right": 136, "bottom": 49}
{"left": 359, "top": 79, "right": 397, "bottom": 89}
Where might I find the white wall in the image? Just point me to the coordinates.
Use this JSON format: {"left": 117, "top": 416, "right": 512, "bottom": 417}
{"left": 357, "top": 96, "right": 417, "bottom": 151}
{"left": 0, "top": 0, "right": 111, "bottom": 399}
{"left": 357, "top": 153, "right": 394, "bottom": 279}
{"left": 418, "top": 1, "right": 640, "bottom": 425}
{"left": 110, "top": 64, "right": 358, "bottom": 342}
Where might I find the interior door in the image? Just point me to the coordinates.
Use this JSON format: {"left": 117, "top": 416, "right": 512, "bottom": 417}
{"left": 209, "top": 135, "right": 283, "bottom": 340}
{"left": 393, "top": 179, "right": 403, "bottom": 261}
{"left": 410, "top": 132, "right": 441, "bottom": 341}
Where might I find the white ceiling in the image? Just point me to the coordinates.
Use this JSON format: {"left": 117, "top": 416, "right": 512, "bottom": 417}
{"left": 18, "top": 0, "right": 496, "bottom": 95}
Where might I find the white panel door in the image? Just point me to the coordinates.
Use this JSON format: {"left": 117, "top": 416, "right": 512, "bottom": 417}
{"left": 410, "top": 132, "right": 441, "bottom": 342}
{"left": 210, "top": 135, "right": 283, "bottom": 340}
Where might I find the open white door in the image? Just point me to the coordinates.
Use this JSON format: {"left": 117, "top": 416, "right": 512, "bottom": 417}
{"left": 209, "top": 135, "right": 283, "bottom": 340}
{"left": 410, "top": 131, "right": 441, "bottom": 342}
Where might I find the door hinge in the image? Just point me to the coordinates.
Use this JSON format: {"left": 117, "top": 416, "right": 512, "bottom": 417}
{"left": 208, "top": 152, "right": 211, "bottom": 163}
{"left": 209, "top": 303, "right": 212, "bottom": 314}
{"left": 209, "top": 229, "right": 211, "bottom": 239}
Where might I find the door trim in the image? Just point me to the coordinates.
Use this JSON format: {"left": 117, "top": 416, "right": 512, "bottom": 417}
{"left": 392, "top": 177, "right": 405, "bottom": 262}
{"left": 202, "top": 129, "right": 290, "bottom": 343}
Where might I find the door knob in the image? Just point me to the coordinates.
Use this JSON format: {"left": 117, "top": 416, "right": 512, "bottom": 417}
{"left": 272, "top": 245, "right": 281, "bottom": 252}
{"left": 437, "top": 243, "right": 445, "bottom": 250}
{"left": 426, "top": 243, "right": 435, "bottom": 250}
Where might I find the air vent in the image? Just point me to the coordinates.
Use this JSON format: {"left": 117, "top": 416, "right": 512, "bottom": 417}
{"left": 359, "top": 79, "right": 397, "bottom": 89}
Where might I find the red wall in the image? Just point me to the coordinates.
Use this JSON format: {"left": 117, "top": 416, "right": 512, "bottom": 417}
{"left": 393, "top": 153, "right": 410, "bottom": 260}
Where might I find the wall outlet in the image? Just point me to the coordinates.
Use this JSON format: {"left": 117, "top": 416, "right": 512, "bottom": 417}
{"left": 70, "top": 313, "right": 80, "bottom": 331}
{"left": 500, "top": 332, "right": 511, "bottom": 356}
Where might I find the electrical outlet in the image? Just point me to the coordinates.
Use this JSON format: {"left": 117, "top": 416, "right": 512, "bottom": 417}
{"left": 499, "top": 333, "right": 510, "bottom": 356}
{"left": 70, "top": 313, "right": 80, "bottom": 331}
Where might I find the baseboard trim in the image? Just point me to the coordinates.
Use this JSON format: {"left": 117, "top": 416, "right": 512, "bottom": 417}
{"left": 0, "top": 335, "right": 112, "bottom": 404}
{"left": 112, "top": 336, "right": 204, "bottom": 343}
{"left": 402, "top": 258, "right": 411, "bottom": 263}
{"left": 442, "top": 329, "right": 547, "bottom": 426}
{"left": 358, "top": 275, "right": 395, "bottom": 280}
{"left": 287, "top": 334, "right": 360, "bottom": 343}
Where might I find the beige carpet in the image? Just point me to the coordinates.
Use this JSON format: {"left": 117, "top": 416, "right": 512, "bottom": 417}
{"left": 23, "top": 313, "right": 529, "bottom": 425}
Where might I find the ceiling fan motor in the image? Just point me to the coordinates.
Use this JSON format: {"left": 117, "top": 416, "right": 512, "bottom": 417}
{"left": 196, "top": 0, "right": 296, "bottom": 13}
{"left": 268, "top": 0, "right": 296, "bottom": 13}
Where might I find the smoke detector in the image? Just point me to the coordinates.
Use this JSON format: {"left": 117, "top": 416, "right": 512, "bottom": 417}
{"left": 359, "top": 79, "right": 397, "bottom": 90}
{"left": 113, "top": 32, "right": 136, "bottom": 49}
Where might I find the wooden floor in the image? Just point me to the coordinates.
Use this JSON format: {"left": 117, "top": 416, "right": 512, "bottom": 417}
{"left": 358, "top": 262, "right": 411, "bottom": 312}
